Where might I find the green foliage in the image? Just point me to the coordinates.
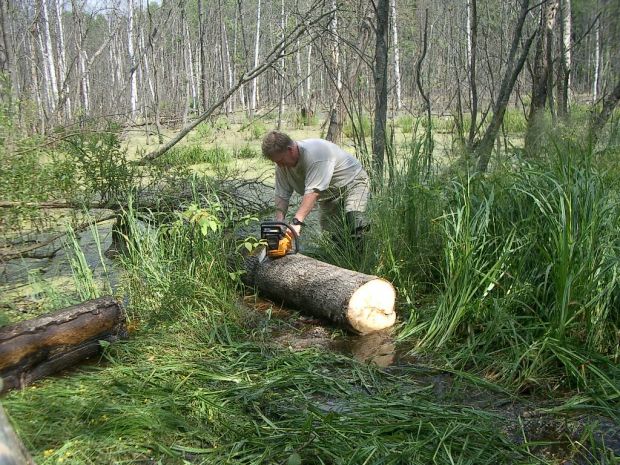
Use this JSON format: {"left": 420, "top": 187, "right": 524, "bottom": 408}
{"left": 195, "top": 121, "right": 213, "bottom": 139}
{"left": 397, "top": 115, "right": 414, "bottom": 134}
{"left": 62, "top": 126, "right": 136, "bottom": 203}
{"left": 397, "top": 142, "right": 620, "bottom": 394}
{"left": 293, "top": 109, "right": 318, "bottom": 128}
{"left": 343, "top": 113, "right": 371, "bottom": 139}
{"left": 245, "top": 119, "right": 267, "bottom": 140}
{"left": 502, "top": 108, "right": 528, "bottom": 133}
{"left": 234, "top": 144, "right": 258, "bottom": 159}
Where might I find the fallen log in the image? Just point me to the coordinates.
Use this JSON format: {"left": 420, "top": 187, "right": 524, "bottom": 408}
{"left": 0, "top": 400, "right": 35, "bottom": 465}
{"left": 243, "top": 253, "right": 396, "bottom": 334}
{"left": 0, "top": 296, "right": 127, "bottom": 394}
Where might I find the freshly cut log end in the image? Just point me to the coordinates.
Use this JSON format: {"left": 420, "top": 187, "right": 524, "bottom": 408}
{"left": 347, "top": 279, "right": 396, "bottom": 333}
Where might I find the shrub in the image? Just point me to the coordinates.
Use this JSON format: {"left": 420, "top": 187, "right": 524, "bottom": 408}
{"left": 235, "top": 145, "right": 258, "bottom": 159}
{"left": 246, "top": 120, "right": 267, "bottom": 140}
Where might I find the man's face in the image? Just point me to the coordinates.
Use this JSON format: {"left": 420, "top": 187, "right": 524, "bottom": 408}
{"left": 270, "top": 144, "right": 298, "bottom": 168}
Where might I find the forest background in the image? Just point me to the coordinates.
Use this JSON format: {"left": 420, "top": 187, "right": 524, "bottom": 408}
{"left": 0, "top": 0, "right": 619, "bottom": 463}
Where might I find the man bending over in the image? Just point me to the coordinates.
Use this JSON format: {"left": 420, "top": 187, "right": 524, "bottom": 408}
{"left": 261, "top": 130, "right": 370, "bottom": 248}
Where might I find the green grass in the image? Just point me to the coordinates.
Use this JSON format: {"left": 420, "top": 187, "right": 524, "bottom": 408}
{"left": 3, "top": 202, "right": 543, "bottom": 464}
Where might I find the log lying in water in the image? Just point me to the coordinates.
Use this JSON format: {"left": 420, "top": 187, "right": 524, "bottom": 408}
{"left": 0, "top": 296, "right": 127, "bottom": 394}
{"left": 243, "top": 253, "right": 396, "bottom": 334}
{"left": 0, "top": 402, "right": 35, "bottom": 465}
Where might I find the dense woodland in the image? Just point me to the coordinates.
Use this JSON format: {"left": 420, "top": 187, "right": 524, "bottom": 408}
{"left": 1, "top": 1, "right": 618, "bottom": 140}
{"left": 1, "top": 0, "right": 620, "bottom": 464}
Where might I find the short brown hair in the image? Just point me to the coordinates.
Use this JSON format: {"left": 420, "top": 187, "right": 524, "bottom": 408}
{"left": 262, "top": 130, "right": 293, "bottom": 159}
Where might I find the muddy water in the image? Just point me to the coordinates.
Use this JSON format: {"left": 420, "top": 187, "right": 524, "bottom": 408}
{"left": 0, "top": 218, "right": 117, "bottom": 323}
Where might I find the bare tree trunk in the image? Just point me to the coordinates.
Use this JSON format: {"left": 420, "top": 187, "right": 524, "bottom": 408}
{"left": 277, "top": 0, "right": 285, "bottom": 129}
{"left": 144, "top": 1, "right": 161, "bottom": 142}
{"left": 198, "top": 0, "right": 208, "bottom": 113}
{"left": 306, "top": 43, "right": 313, "bottom": 105}
{"left": 475, "top": 0, "right": 537, "bottom": 171}
{"left": 39, "top": 0, "right": 58, "bottom": 113}
{"left": 557, "top": 0, "right": 571, "bottom": 117}
{"left": 326, "top": 1, "right": 343, "bottom": 143}
{"left": 372, "top": 0, "right": 389, "bottom": 180}
{"left": 415, "top": 9, "right": 432, "bottom": 171}
{"left": 127, "top": 0, "right": 138, "bottom": 117}
{"left": 184, "top": 10, "right": 197, "bottom": 118}
{"left": 53, "top": 0, "right": 70, "bottom": 118}
{"left": 389, "top": 0, "right": 402, "bottom": 111}
{"left": 467, "top": 0, "right": 478, "bottom": 146}
{"left": 592, "top": 15, "right": 600, "bottom": 103}
{"left": 250, "top": 0, "right": 261, "bottom": 118}
{"left": 0, "top": 0, "right": 15, "bottom": 111}
{"left": 27, "top": 26, "right": 45, "bottom": 131}
{"left": 525, "top": 0, "right": 558, "bottom": 153}
{"left": 590, "top": 78, "right": 620, "bottom": 140}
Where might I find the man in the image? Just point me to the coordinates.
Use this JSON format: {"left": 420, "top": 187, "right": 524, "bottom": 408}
{"left": 261, "top": 130, "right": 370, "bottom": 247}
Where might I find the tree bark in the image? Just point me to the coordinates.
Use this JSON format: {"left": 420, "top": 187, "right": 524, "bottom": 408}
{"left": 372, "top": 0, "right": 389, "bottom": 180}
{"left": 590, "top": 77, "right": 620, "bottom": 140}
{"left": 525, "top": 0, "right": 559, "bottom": 153}
{"left": 557, "top": 0, "right": 571, "bottom": 117}
{"left": 467, "top": 0, "right": 478, "bottom": 146}
{"left": 242, "top": 254, "right": 396, "bottom": 334}
{"left": 0, "top": 404, "right": 35, "bottom": 465}
{"left": 475, "top": 0, "right": 537, "bottom": 172}
{"left": 250, "top": 0, "right": 261, "bottom": 118}
{"left": 390, "top": 0, "right": 402, "bottom": 110}
{"left": 0, "top": 296, "right": 127, "bottom": 393}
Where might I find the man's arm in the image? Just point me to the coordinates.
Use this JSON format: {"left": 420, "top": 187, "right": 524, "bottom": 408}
{"left": 290, "top": 191, "right": 320, "bottom": 235}
{"left": 275, "top": 195, "right": 289, "bottom": 221}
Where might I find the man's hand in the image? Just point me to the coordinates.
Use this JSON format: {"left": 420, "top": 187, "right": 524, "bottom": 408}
{"left": 290, "top": 223, "right": 301, "bottom": 236}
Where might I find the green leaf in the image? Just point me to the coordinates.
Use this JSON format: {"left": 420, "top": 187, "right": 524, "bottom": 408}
{"left": 287, "top": 453, "right": 302, "bottom": 465}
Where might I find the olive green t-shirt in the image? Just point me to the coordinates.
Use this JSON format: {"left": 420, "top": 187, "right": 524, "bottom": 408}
{"left": 274, "top": 139, "right": 366, "bottom": 202}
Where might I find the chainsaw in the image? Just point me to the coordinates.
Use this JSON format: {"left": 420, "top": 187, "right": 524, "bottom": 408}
{"left": 260, "top": 221, "right": 299, "bottom": 258}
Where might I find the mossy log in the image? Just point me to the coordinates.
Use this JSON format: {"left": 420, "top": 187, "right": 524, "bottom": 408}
{"left": 243, "top": 253, "right": 396, "bottom": 334}
{"left": 0, "top": 402, "right": 35, "bottom": 465}
{"left": 0, "top": 296, "right": 127, "bottom": 394}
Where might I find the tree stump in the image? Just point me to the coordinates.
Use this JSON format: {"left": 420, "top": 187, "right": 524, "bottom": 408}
{"left": 243, "top": 253, "right": 396, "bottom": 334}
{"left": 0, "top": 296, "right": 127, "bottom": 394}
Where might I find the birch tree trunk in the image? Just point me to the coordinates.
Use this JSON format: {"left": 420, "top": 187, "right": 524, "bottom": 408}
{"left": 53, "top": 0, "right": 70, "bottom": 117}
{"left": 127, "top": 0, "right": 138, "bottom": 117}
{"left": 557, "top": 0, "right": 571, "bottom": 116}
{"left": 277, "top": 0, "right": 285, "bottom": 129}
{"left": 390, "top": 0, "right": 402, "bottom": 110}
{"left": 466, "top": 0, "right": 478, "bottom": 146}
{"left": 592, "top": 16, "right": 600, "bottom": 103}
{"left": 250, "top": 0, "right": 261, "bottom": 118}
{"left": 306, "top": 43, "right": 313, "bottom": 105}
{"left": 198, "top": 0, "right": 208, "bottom": 113}
{"left": 39, "top": 0, "right": 58, "bottom": 113}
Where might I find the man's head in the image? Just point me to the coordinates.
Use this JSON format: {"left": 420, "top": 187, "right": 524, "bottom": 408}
{"left": 262, "top": 130, "right": 299, "bottom": 167}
